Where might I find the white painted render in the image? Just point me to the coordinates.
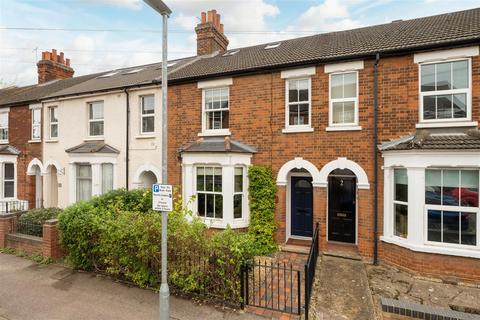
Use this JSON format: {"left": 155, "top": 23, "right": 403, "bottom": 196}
{"left": 41, "top": 86, "right": 163, "bottom": 208}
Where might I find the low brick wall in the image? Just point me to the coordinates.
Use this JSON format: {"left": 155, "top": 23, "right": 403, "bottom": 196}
{"left": 0, "top": 215, "right": 63, "bottom": 259}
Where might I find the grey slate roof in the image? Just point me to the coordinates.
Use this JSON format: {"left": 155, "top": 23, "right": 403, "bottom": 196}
{"left": 379, "top": 130, "right": 480, "bottom": 151}
{"left": 0, "top": 73, "right": 101, "bottom": 107}
{"left": 0, "top": 145, "right": 21, "bottom": 155}
{"left": 65, "top": 141, "right": 120, "bottom": 154}
{"left": 180, "top": 137, "right": 257, "bottom": 154}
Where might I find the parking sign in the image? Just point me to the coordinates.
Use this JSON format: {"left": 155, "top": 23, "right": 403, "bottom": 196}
{"left": 152, "top": 184, "right": 173, "bottom": 212}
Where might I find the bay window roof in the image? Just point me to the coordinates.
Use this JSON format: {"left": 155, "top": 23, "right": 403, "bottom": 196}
{"left": 180, "top": 137, "right": 257, "bottom": 154}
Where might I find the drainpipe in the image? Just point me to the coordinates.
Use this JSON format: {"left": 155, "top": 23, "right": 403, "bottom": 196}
{"left": 373, "top": 53, "right": 380, "bottom": 265}
{"left": 124, "top": 88, "right": 130, "bottom": 190}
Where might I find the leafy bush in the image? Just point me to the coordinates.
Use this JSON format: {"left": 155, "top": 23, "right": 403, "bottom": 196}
{"left": 19, "top": 208, "right": 62, "bottom": 225}
{"left": 248, "top": 166, "right": 278, "bottom": 255}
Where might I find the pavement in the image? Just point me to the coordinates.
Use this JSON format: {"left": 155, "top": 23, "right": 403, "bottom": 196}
{"left": 0, "top": 253, "right": 264, "bottom": 320}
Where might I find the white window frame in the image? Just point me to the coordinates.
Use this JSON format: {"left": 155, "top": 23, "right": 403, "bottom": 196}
{"left": 195, "top": 165, "right": 224, "bottom": 219}
{"left": 328, "top": 71, "right": 360, "bottom": 129}
{"left": 0, "top": 111, "right": 9, "bottom": 144}
{"left": 140, "top": 95, "right": 155, "bottom": 134}
{"left": 3, "top": 162, "right": 15, "bottom": 199}
{"left": 423, "top": 168, "right": 479, "bottom": 250}
{"left": 393, "top": 168, "right": 408, "bottom": 239}
{"left": 49, "top": 106, "right": 58, "bottom": 139}
{"left": 418, "top": 58, "right": 472, "bottom": 124}
{"left": 87, "top": 101, "right": 104, "bottom": 138}
{"left": 101, "top": 162, "right": 114, "bottom": 194}
{"left": 201, "top": 87, "right": 230, "bottom": 136}
{"left": 283, "top": 77, "right": 313, "bottom": 133}
{"left": 31, "top": 108, "right": 41, "bottom": 141}
{"left": 233, "top": 166, "right": 247, "bottom": 220}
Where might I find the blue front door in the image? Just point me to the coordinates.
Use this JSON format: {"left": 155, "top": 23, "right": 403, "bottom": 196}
{"left": 291, "top": 176, "right": 313, "bottom": 237}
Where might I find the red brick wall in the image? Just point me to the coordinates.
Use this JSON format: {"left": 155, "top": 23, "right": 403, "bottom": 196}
{"left": 168, "top": 53, "right": 480, "bottom": 271}
{"left": 9, "top": 105, "right": 42, "bottom": 208}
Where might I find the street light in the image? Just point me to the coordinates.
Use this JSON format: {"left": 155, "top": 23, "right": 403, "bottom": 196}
{"left": 143, "top": 1, "right": 172, "bottom": 320}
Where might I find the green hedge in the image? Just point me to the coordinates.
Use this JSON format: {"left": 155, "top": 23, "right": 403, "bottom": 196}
{"left": 19, "top": 208, "right": 62, "bottom": 225}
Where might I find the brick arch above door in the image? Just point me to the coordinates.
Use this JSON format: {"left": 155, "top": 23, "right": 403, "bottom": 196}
{"left": 318, "top": 157, "right": 370, "bottom": 189}
{"left": 276, "top": 157, "right": 322, "bottom": 187}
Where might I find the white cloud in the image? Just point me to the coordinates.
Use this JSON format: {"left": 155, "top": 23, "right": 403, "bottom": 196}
{"left": 80, "top": 0, "right": 143, "bottom": 10}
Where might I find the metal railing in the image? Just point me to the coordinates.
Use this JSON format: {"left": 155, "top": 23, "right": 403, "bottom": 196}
{"left": 0, "top": 200, "right": 29, "bottom": 214}
{"left": 15, "top": 219, "right": 44, "bottom": 237}
{"left": 304, "top": 222, "right": 320, "bottom": 320}
{"left": 241, "top": 260, "right": 302, "bottom": 315}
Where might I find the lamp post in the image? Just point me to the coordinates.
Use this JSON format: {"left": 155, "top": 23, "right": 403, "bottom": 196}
{"left": 143, "top": 1, "right": 172, "bottom": 320}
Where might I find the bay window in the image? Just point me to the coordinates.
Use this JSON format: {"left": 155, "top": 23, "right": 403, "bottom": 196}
{"left": 286, "top": 78, "right": 311, "bottom": 128}
{"left": 88, "top": 101, "right": 104, "bottom": 137}
{"left": 329, "top": 72, "right": 358, "bottom": 127}
{"left": 101, "top": 163, "right": 114, "bottom": 194}
{"left": 425, "top": 169, "right": 478, "bottom": 246}
{"left": 233, "top": 167, "right": 245, "bottom": 219}
{"left": 76, "top": 164, "right": 92, "bottom": 201}
{"left": 420, "top": 59, "right": 470, "bottom": 122}
{"left": 3, "top": 163, "right": 14, "bottom": 198}
{"left": 196, "top": 166, "right": 223, "bottom": 219}
{"left": 393, "top": 168, "right": 408, "bottom": 238}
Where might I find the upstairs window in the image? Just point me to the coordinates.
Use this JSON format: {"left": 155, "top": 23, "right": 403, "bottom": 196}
{"left": 329, "top": 72, "right": 358, "bottom": 126}
{"left": 0, "top": 112, "right": 8, "bottom": 143}
{"left": 420, "top": 59, "right": 470, "bottom": 122}
{"left": 31, "top": 108, "right": 41, "bottom": 140}
{"left": 49, "top": 106, "right": 58, "bottom": 139}
{"left": 88, "top": 101, "right": 104, "bottom": 137}
{"left": 140, "top": 95, "right": 155, "bottom": 134}
{"left": 203, "top": 87, "right": 229, "bottom": 132}
{"left": 393, "top": 168, "right": 408, "bottom": 238}
{"left": 286, "top": 78, "right": 311, "bottom": 128}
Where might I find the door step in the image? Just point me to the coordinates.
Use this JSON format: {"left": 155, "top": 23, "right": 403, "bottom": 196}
{"left": 280, "top": 244, "right": 310, "bottom": 254}
{"left": 323, "top": 250, "right": 362, "bottom": 261}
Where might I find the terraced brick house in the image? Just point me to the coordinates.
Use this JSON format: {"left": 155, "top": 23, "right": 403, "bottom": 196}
{"left": 1, "top": 8, "right": 480, "bottom": 283}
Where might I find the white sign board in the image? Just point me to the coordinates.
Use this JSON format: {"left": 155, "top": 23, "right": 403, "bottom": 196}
{"left": 152, "top": 184, "right": 173, "bottom": 212}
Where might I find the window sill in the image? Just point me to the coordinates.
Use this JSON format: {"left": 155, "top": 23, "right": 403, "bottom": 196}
{"left": 416, "top": 121, "right": 478, "bottom": 129}
{"left": 45, "top": 139, "right": 59, "bottom": 143}
{"left": 84, "top": 137, "right": 105, "bottom": 141}
{"left": 326, "top": 125, "right": 362, "bottom": 131}
{"left": 28, "top": 140, "right": 41, "bottom": 144}
{"left": 198, "top": 130, "right": 231, "bottom": 137}
{"left": 200, "top": 217, "right": 249, "bottom": 229}
{"left": 135, "top": 134, "right": 155, "bottom": 139}
{"left": 282, "top": 127, "right": 314, "bottom": 134}
{"left": 380, "top": 236, "right": 480, "bottom": 259}
{"left": 0, "top": 141, "right": 9, "bottom": 145}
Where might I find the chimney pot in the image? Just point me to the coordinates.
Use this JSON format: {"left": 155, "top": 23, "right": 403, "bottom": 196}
{"left": 220, "top": 23, "right": 224, "bottom": 33}
{"left": 66, "top": 58, "right": 71, "bottom": 67}
{"left": 207, "top": 10, "right": 214, "bottom": 23}
{"left": 216, "top": 14, "right": 221, "bottom": 28}
{"left": 201, "top": 12, "right": 206, "bottom": 23}
{"left": 196, "top": 9, "right": 229, "bottom": 56}
{"left": 37, "top": 49, "right": 74, "bottom": 84}
{"left": 60, "top": 52, "right": 65, "bottom": 64}
{"left": 52, "top": 49, "right": 57, "bottom": 59}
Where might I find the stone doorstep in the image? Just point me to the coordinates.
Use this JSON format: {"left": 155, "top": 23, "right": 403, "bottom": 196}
{"left": 381, "top": 297, "right": 480, "bottom": 320}
{"left": 280, "top": 245, "right": 310, "bottom": 255}
{"left": 322, "top": 250, "right": 362, "bottom": 261}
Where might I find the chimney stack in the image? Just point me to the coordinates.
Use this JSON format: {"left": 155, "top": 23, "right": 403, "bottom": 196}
{"left": 195, "top": 10, "right": 229, "bottom": 56}
{"left": 37, "top": 49, "right": 74, "bottom": 84}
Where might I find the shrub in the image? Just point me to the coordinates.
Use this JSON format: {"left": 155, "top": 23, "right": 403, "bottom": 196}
{"left": 18, "top": 208, "right": 62, "bottom": 225}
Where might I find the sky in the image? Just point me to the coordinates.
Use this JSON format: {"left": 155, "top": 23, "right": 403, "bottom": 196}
{"left": 0, "top": 0, "right": 479, "bottom": 87}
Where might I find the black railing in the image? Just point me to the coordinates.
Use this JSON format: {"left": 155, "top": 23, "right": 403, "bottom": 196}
{"left": 241, "top": 260, "right": 302, "bottom": 315}
{"left": 0, "top": 200, "right": 29, "bottom": 214}
{"left": 16, "top": 220, "right": 44, "bottom": 237}
{"left": 304, "top": 222, "right": 320, "bottom": 320}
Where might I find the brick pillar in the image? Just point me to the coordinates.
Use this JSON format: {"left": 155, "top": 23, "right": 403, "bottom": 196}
{"left": 275, "top": 185, "right": 286, "bottom": 244}
{"left": 42, "top": 219, "right": 63, "bottom": 259}
{"left": 357, "top": 188, "right": 374, "bottom": 260}
{"left": 0, "top": 214, "right": 15, "bottom": 248}
{"left": 314, "top": 187, "right": 328, "bottom": 252}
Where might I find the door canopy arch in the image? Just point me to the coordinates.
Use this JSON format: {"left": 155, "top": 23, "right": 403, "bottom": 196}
{"left": 43, "top": 159, "right": 62, "bottom": 175}
{"left": 134, "top": 164, "right": 161, "bottom": 187}
{"left": 276, "top": 157, "right": 321, "bottom": 186}
{"left": 27, "top": 158, "right": 44, "bottom": 176}
{"left": 319, "top": 157, "right": 369, "bottom": 189}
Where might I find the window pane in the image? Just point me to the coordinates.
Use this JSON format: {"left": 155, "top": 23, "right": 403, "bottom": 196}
{"left": 288, "top": 80, "right": 298, "bottom": 103}
{"left": 90, "top": 121, "right": 104, "bottom": 136}
{"left": 206, "top": 194, "right": 214, "bottom": 218}
{"left": 197, "top": 193, "right": 205, "bottom": 217}
{"left": 460, "top": 170, "right": 479, "bottom": 207}
{"left": 343, "top": 101, "right": 355, "bottom": 124}
{"left": 221, "top": 87, "right": 229, "bottom": 103}
{"left": 77, "top": 164, "right": 91, "bottom": 179}
{"left": 89, "top": 102, "right": 103, "bottom": 120}
{"left": 205, "top": 169, "right": 213, "bottom": 191}
{"left": 4, "top": 181, "right": 14, "bottom": 198}
{"left": 394, "top": 204, "right": 408, "bottom": 238}
{"left": 76, "top": 165, "right": 92, "bottom": 201}
{"left": 50, "top": 107, "right": 58, "bottom": 122}
{"left": 221, "top": 110, "right": 229, "bottom": 129}
{"left": 0, "top": 129, "right": 7, "bottom": 141}
{"left": 394, "top": 168, "right": 408, "bottom": 202}
{"left": 50, "top": 124, "right": 58, "bottom": 138}
{"left": 298, "top": 79, "right": 309, "bottom": 102}
{"left": 452, "top": 60, "right": 468, "bottom": 89}
{"left": 298, "top": 104, "right": 309, "bottom": 125}
{"left": 214, "top": 194, "right": 223, "bottom": 219}
{"left": 33, "top": 109, "right": 41, "bottom": 124}
{"left": 289, "top": 104, "right": 299, "bottom": 126}
{"left": 0, "top": 113, "right": 8, "bottom": 127}
{"left": 32, "top": 125, "right": 40, "bottom": 139}
{"left": 142, "top": 96, "right": 155, "bottom": 114}
{"left": 142, "top": 116, "right": 155, "bottom": 133}
{"left": 4, "top": 163, "right": 14, "bottom": 180}
{"left": 436, "top": 62, "right": 451, "bottom": 90}
{"left": 436, "top": 94, "right": 452, "bottom": 119}
{"left": 421, "top": 64, "right": 435, "bottom": 92}
{"left": 425, "top": 170, "right": 441, "bottom": 205}
{"left": 423, "top": 96, "right": 436, "bottom": 120}
{"left": 461, "top": 212, "right": 476, "bottom": 245}
{"left": 343, "top": 72, "right": 356, "bottom": 98}
{"left": 427, "top": 209, "right": 442, "bottom": 242}
{"left": 443, "top": 211, "right": 460, "bottom": 244}
{"left": 234, "top": 194, "right": 242, "bottom": 219}
{"left": 234, "top": 167, "right": 243, "bottom": 193}
{"left": 102, "top": 163, "right": 114, "bottom": 194}
{"left": 213, "top": 168, "right": 222, "bottom": 192}
{"left": 443, "top": 170, "right": 459, "bottom": 206}
{"left": 331, "top": 74, "right": 343, "bottom": 99}
{"left": 332, "top": 102, "right": 343, "bottom": 124}
{"left": 196, "top": 167, "right": 205, "bottom": 191}
{"left": 453, "top": 94, "right": 467, "bottom": 119}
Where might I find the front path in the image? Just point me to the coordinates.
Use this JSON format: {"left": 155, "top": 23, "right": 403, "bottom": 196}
{"left": 0, "top": 253, "right": 263, "bottom": 320}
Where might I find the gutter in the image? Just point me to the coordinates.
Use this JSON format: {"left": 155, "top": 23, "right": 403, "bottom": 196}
{"left": 373, "top": 53, "right": 380, "bottom": 265}
{"left": 124, "top": 88, "right": 130, "bottom": 190}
